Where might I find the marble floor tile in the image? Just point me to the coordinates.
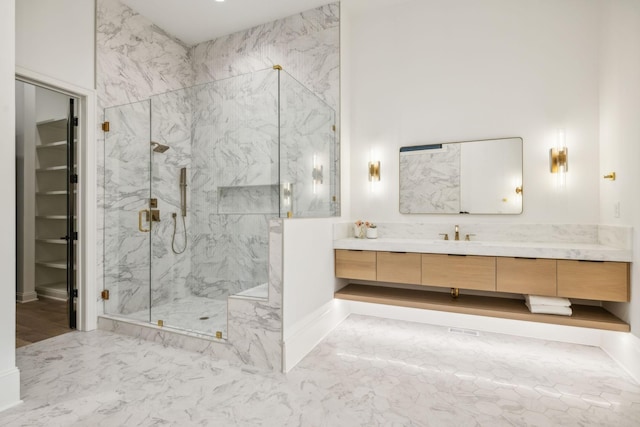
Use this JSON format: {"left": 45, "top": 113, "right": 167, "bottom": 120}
{"left": 1, "top": 314, "right": 639, "bottom": 426}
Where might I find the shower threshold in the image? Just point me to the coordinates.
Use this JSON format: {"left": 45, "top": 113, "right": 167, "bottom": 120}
{"left": 126, "top": 296, "right": 228, "bottom": 338}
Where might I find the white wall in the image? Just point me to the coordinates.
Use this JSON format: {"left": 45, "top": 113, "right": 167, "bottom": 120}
{"left": 0, "top": 0, "right": 21, "bottom": 412}
{"left": 15, "top": 82, "right": 38, "bottom": 303}
{"left": 599, "top": 0, "right": 640, "bottom": 336}
{"left": 16, "top": 0, "right": 95, "bottom": 90}
{"left": 342, "top": 0, "right": 600, "bottom": 224}
{"left": 283, "top": 219, "right": 342, "bottom": 334}
{"left": 35, "top": 86, "right": 70, "bottom": 122}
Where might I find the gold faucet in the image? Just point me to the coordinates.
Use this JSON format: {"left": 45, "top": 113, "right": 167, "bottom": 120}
{"left": 454, "top": 225, "right": 460, "bottom": 241}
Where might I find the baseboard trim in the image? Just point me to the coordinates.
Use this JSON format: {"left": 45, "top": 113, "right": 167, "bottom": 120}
{"left": 16, "top": 291, "right": 38, "bottom": 303}
{"left": 283, "top": 300, "right": 350, "bottom": 372}
{"left": 601, "top": 331, "right": 640, "bottom": 384}
{"left": 0, "top": 367, "right": 22, "bottom": 413}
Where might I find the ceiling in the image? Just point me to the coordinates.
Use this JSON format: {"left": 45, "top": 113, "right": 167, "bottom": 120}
{"left": 121, "top": 0, "right": 336, "bottom": 46}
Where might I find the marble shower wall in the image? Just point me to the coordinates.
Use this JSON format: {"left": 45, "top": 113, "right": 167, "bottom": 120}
{"left": 191, "top": 2, "right": 341, "bottom": 216}
{"left": 97, "top": 0, "right": 193, "bottom": 314}
{"left": 188, "top": 70, "right": 279, "bottom": 299}
{"left": 189, "top": 4, "right": 340, "bottom": 286}
{"left": 150, "top": 88, "right": 192, "bottom": 307}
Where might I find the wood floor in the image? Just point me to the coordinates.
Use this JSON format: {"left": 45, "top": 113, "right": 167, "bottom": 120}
{"left": 16, "top": 298, "right": 71, "bottom": 348}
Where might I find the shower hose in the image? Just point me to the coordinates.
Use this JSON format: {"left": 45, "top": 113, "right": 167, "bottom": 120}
{"left": 171, "top": 213, "right": 187, "bottom": 254}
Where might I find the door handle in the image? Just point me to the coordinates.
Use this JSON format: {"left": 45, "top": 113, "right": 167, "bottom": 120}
{"left": 138, "top": 209, "right": 150, "bottom": 232}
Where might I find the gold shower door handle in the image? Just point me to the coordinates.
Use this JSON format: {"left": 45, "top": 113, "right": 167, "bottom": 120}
{"left": 138, "top": 209, "right": 150, "bottom": 232}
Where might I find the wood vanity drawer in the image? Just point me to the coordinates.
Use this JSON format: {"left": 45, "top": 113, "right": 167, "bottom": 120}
{"left": 557, "top": 260, "right": 629, "bottom": 302}
{"left": 377, "top": 252, "right": 421, "bottom": 285}
{"left": 496, "top": 258, "right": 557, "bottom": 296}
{"left": 335, "top": 250, "right": 377, "bottom": 281}
{"left": 421, "top": 254, "right": 496, "bottom": 291}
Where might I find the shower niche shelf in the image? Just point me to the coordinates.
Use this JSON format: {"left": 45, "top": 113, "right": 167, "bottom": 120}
{"left": 217, "top": 184, "right": 280, "bottom": 215}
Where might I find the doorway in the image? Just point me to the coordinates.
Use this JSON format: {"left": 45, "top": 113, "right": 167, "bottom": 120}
{"left": 15, "top": 80, "right": 77, "bottom": 346}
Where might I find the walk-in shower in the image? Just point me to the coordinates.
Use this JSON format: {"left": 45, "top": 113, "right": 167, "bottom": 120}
{"left": 103, "top": 67, "right": 338, "bottom": 338}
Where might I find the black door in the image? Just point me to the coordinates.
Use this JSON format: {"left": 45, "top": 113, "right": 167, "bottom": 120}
{"left": 66, "top": 98, "right": 77, "bottom": 329}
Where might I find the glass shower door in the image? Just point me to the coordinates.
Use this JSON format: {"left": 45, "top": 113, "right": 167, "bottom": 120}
{"left": 103, "top": 100, "right": 152, "bottom": 322}
{"left": 279, "top": 71, "right": 337, "bottom": 218}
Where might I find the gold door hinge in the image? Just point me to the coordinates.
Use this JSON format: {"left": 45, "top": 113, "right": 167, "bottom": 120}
{"left": 101, "top": 289, "right": 110, "bottom": 300}
{"left": 157, "top": 320, "right": 164, "bottom": 327}
{"left": 102, "top": 121, "right": 110, "bottom": 132}
{"left": 332, "top": 125, "right": 336, "bottom": 132}
{"left": 215, "top": 331, "right": 223, "bottom": 339}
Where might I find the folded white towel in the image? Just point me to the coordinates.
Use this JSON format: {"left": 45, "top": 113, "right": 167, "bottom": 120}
{"left": 525, "top": 295, "right": 571, "bottom": 307}
{"left": 525, "top": 302, "right": 573, "bottom": 316}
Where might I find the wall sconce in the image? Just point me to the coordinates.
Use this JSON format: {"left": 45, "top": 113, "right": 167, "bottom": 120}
{"left": 282, "top": 182, "right": 292, "bottom": 206}
{"left": 368, "top": 160, "right": 380, "bottom": 182}
{"left": 550, "top": 129, "right": 568, "bottom": 187}
{"left": 312, "top": 154, "right": 323, "bottom": 194}
{"left": 549, "top": 129, "right": 568, "bottom": 173}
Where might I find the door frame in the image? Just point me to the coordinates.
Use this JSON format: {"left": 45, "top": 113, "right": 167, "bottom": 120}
{"left": 16, "top": 66, "right": 97, "bottom": 331}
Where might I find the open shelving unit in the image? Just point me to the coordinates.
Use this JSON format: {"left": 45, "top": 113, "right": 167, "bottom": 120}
{"left": 34, "top": 118, "right": 73, "bottom": 301}
{"left": 335, "top": 283, "right": 630, "bottom": 332}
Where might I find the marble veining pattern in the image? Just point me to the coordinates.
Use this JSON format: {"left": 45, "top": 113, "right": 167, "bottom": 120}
{"left": 400, "top": 144, "right": 461, "bottom": 214}
{"left": 97, "top": 0, "right": 193, "bottom": 316}
{"left": 2, "top": 315, "right": 640, "bottom": 426}
{"left": 100, "top": 219, "right": 283, "bottom": 371}
{"left": 336, "top": 223, "right": 633, "bottom": 261}
{"left": 364, "top": 222, "right": 613, "bottom": 243}
{"left": 97, "top": 0, "right": 338, "bottom": 369}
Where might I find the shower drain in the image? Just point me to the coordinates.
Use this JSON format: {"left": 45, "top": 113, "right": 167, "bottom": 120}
{"left": 199, "top": 316, "right": 210, "bottom": 320}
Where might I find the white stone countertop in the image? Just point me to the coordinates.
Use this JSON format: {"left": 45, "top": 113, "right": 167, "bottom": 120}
{"left": 334, "top": 238, "right": 633, "bottom": 262}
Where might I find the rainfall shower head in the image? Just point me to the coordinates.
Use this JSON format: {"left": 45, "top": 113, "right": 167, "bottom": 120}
{"left": 151, "top": 141, "right": 170, "bottom": 153}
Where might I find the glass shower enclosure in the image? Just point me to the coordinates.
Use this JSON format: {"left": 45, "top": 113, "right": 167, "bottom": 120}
{"left": 103, "top": 67, "right": 337, "bottom": 338}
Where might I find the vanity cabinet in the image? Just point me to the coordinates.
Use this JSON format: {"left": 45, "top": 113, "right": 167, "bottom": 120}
{"left": 422, "top": 254, "right": 496, "bottom": 291}
{"left": 335, "top": 249, "right": 376, "bottom": 281}
{"left": 377, "top": 252, "right": 421, "bottom": 284}
{"left": 496, "top": 257, "right": 557, "bottom": 295}
{"left": 335, "top": 249, "right": 630, "bottom": 303}
{"left": 557, "top": 260, "right": 629, "bottom": 302}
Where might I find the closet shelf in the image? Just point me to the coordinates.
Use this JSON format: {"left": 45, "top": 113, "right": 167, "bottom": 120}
{"left": 36, "top": 239, "right": 75, "bottom": 245}
{"left": 37, "top": 191, "right": 68, "bottom": 196}
{"left": 35, "top": 260, "right": 74, "bottom": 270}
{"left": 37, "top": 165, "right": 76, "bottom": 172}
{"left": 37, "top": 190, "right": 76, "bottom": 196}
{"left": 36, "top": 118, "right": 67, "bottom": 127}
{"left": 36, "top": 141, "right": 67, "bottom": 149}
{"left": 36, "top": 215, "right": 76, "bottom": 220}
{"left": 33, "top": 116, "right": 76, "bottom": 301}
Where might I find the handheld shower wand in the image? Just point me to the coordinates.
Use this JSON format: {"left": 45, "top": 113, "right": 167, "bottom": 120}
{"left": 172, "top": 167, "right": 188, "bottom": 254}
{"left": 180, "top": 167, "right": 187, "bottom": 217}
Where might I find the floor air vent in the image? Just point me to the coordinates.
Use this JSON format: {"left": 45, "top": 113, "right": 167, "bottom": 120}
{"left": 448, "top": 327, "right": 480, "bottom": 336}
